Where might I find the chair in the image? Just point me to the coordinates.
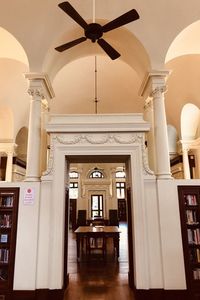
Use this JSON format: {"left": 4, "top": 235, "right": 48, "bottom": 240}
{"left": 86, "top": 232, "right": 106, "bottom": 259}
{"left": 109, "top": 209, "right": 119, "bottom": 226}
{"left": 77, "top": 210, "right": 87, "bottom": 227}
{"left": 92, "top": 216, "right": 105, "bottom": 226}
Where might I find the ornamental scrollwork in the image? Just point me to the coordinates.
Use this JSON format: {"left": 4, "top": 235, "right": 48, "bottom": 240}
{"left": 56, "top": 133, "right": 145, "bottom": 145}
{"left": 28, "top": 88, "right": 45, "bottom": 99}
{"left": 151, "top": 86, "right": 166, "bottom": 98}
{"left": 42, "top": 135, "right": 56, "bottom": 176}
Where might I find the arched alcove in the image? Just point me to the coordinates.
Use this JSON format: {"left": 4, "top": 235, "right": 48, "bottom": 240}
{"left": 164, "top": 21, "right": 200, "bottom": 136}
{"left": 44, "top": 23, "right": 151, "bottom": 82}
{"left": 181, "top": 103, "right": 200, "bottom": 140}
{"left": 167, "top": 124, "right": 178, "bottom": 157}
{"left": 15, "top": 127, "right": 28, "bottom": 162}
{"left": 50, "top": 55, "right": 144, "bottom": 114}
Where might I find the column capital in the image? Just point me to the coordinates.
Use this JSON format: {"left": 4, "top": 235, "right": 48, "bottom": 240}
{"left": 28, "top": 87, "right": 45, "bottom": 100}
{"left": 139, "top": 70, "right": 171, "bottom": 99}
{"left": 24, "top": 72, "right": 55, "bottom": 100}
{"left": 151, "top": 85, "right": 167, "bottom": 98}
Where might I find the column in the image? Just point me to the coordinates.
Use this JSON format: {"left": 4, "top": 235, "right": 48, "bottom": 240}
{"left": 5, "top": 151, "right": 13, "bottom": 182}
{"left": 182, "top": 145, "right": 191, "bottom": 179}
{"left": 139, "top": 71, "right": 172, "bottom": 179}
{"left": 143, "top": 98, "right": 156, "bottom": 172}
{"left": 24, "top": 73, "right": 55, "bottom": 181}
{"left": 152, "top": 86, "right": 171, "bottom": 179}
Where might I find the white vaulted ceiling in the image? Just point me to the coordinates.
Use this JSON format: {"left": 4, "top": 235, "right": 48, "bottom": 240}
{"left": 0, "top": 0, "right": 200, "bottom": 141}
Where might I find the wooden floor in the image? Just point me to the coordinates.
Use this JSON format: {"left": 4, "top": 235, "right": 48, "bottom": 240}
{"left": 64, "top": 222, "right": 136, "bottom": 300}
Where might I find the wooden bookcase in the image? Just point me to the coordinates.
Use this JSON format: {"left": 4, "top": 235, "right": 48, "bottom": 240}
{"left": 0, "top": 187, "right": 19, "bottom": 299}
{"left": 178, "top": 185, "right": 200, "bottom": 296}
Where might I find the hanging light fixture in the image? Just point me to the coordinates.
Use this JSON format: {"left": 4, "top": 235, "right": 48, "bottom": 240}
{"left": 94, "top": 55, "right": 99, "bottom": 114}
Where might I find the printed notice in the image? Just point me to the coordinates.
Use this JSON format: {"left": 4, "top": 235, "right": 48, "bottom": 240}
{"left": 24, "top": 188, "right": 35, "bottom": 205}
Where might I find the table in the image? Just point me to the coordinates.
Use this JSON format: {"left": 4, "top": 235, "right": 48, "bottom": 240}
{"left": 74, "top": 226, "right": 121, "bottom": 260}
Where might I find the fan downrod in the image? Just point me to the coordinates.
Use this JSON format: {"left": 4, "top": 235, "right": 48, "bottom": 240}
{"left": 85, "top": 23, "right": 103, "bottom": 42}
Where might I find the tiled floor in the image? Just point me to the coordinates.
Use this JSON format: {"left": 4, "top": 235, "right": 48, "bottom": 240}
{"left": 64, "top": 222, "right": 136, "bottom": 300}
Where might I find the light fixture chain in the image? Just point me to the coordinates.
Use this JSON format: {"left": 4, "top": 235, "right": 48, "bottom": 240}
{"left": 92, "top": 0, "right": 95, "bottom": 23}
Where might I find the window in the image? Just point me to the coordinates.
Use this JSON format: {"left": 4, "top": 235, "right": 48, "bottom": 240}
{"left": 91, "top": 195, "right": 103, "bottom": 218}
{"left": 115, "top": 171, "right": 126, "bottom": 178}
{"left": 69, "top": 171, "right": 79, "bottom": 178}
{"left": 69, "top": 182, "right": 78, "bottom": 199}
{"left": 116, "top": 182, "right": 125, "bottom": 199}
{"left": 89, "top": 170, "right": 104, "bottom": 178}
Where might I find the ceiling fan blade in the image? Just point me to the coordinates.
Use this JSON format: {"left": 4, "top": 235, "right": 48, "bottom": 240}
{"left": 97, "top": 38, "right": 120, "bottom": 60}
{"left": 102, "top": 9, "right": 139, "bottom": 33}
{"left": 58, "top": 1, "right": 88, "bottom": 30}
{"left": 55, "top": 37, "right": 87, "bottom": 52}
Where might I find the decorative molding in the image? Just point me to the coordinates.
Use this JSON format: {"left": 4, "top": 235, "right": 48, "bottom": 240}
{"left": 141, "top": 139, "right": 154, "bottom": 176}
{"left": 42, "top": 132, "right": 154, "bottom": 178}
{"left": 139, "top": 70, "right": 170, "bottom": 98}
{"left": 42, "top": 135, "right": 56, "bottom": 176}
{"left": 28, "top": 88, "right": 45, "bottom": 100}
{"left": 56, "top": 132, "right": 144, "bottom": 145}
{"left": 24, "top": 72, "right": 55, "bottom": 100}
{"left": 151, "top": 86, "right": 167, "bottom": 98}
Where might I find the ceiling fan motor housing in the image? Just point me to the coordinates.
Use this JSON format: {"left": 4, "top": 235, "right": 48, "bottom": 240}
{"left": 85, "top": 23, "right": 103, "bottom": 42}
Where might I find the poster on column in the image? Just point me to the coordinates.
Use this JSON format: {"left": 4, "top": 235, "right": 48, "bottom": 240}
{"left": 24, "top": 188, "right": 35, "bottom": 205}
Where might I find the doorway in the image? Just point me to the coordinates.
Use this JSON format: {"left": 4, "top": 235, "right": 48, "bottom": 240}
{"left": 63, "top": 156, "right": 135, "bottom": 299}
{"left": 45, "top": 113, "right": 150, "bottom": 294}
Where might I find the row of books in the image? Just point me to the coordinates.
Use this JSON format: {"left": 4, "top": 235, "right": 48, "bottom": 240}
{"left": 0, "top": 214, "right": 12, "bottom": 228}
{"left": 188, "top": 228, "right": 200, "bottom": 245}
{"left": 0, "top": 248, "right": 9, "bottom": 263}
{"left": 0, "top": 196, "right": 13, "bottom": 208}
{"left": 0, "top": 268, "right": 8, "bottom": 281}
{"left": 189, "top": 248, "right": 200, "bottom": 263}
{"left": 193, "top": 268, "right": 200, "bottom": 280}
{"left": 0, "top": 234, "right": 8, "bottom": 243}
{"left": 186, "top": 210, "right": 199, "bottom": 225}
{"left": 185, "top": 194, "right": 197, "bottom": 206}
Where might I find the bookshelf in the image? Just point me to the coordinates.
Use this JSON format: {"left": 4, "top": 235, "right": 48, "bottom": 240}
{"left": 0, "top": 188, "right": 19, "bottom": 299}
{"left": 178, "top": 185, "right": 200, "bottom": 295}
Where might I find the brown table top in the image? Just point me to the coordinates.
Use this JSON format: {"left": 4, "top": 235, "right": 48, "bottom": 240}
{"left": 75, "top": 226, "right": 121, "bottom": 233}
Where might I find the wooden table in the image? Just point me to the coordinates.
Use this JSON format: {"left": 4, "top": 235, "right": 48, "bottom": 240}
{"left": 74, "top": 226, "right": 121, "bottom": 260}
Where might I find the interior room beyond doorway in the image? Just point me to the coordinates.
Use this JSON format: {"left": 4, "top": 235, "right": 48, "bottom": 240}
{"left": 65, "top": 155, "right": 133, "bottom": 299}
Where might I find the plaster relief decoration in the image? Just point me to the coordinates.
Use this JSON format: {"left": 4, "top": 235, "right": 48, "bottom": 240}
{"left": 56, "top": 132, "right": 144, "bottom": 145}
{"left": 42, "top": 131, "right": 154, "bottom": 178}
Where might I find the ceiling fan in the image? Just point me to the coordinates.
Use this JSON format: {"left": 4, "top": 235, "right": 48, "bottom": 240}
{"left": 55, "top": 1, "right": 139, "bottom": 60}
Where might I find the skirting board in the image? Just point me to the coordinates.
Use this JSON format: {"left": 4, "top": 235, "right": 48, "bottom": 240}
{"left": 9, "top": 288, "right": 199, "bottom": 300}
{"left": 135, "top": 288, "right": 198, "bottom": 300}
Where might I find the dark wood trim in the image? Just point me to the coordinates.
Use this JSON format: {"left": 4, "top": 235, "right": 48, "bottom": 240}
{"left": 134, "top": 288, "right": 191, "bottom": 300}
{"left": 11, "top": 288, "right": 195, "bottom": 300}
{"left": 170, "top": 155, "right": 183, "bottom": 167}
{"left": 64, "top": 188, "right": 69, "bottom": 289}
{"left": 0, "top": 187, "right": 19, "bottom": 294}
{"left": 127, "top": 187, "right": 134, "bottom": 289}
{"left": 12, "top": 288, "right": 64, "bottom": 300}
{"left": 12, "top": 157, "right": 26, "bottom": 168}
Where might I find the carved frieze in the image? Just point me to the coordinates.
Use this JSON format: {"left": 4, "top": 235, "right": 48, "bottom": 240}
{"left": 42, "top": 132, "right": 154, "bottom": 178}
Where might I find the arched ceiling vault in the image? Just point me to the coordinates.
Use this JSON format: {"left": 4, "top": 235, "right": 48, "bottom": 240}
{"left": 0, "top": 1, "right": 200, "bottom": 140}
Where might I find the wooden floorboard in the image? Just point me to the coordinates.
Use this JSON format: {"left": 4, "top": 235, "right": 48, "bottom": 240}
{"left": 64, "top": 222, "right": 136, "bottom": 300}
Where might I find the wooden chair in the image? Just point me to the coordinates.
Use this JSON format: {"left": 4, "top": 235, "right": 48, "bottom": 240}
{"left": 109, "top": 209, "right": 119, "bottom": 226}
{"left": 86, "top": 232, "right": 106, "bottom": 259}
{"left": 77, "top": 210, "right": 87, "bottom": 227}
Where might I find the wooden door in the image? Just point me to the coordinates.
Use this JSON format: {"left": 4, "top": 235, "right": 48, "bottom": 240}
{"left": 69, "top": 199, "right": 77, "bottom": 231}
{"left": 118, "top": 199, "right": 127, "bottom": 221}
